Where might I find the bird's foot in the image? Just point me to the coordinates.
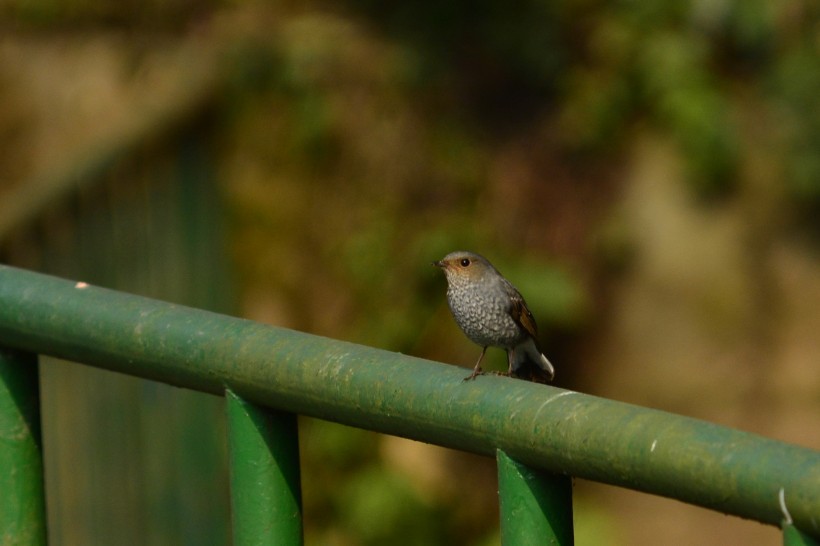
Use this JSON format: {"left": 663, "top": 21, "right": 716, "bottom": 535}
{"left": 463, "top": 367, "right": 485, "bottom": 381}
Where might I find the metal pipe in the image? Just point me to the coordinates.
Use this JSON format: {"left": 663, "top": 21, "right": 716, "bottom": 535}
{"left": 0, "top": 346, "right": 47, "bottom": 545}
{"left": 0, "top": 265, "right": 818, "bottom": 537}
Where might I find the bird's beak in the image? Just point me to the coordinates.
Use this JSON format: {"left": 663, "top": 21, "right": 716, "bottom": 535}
{"left": 432, "top": 260, "right": 444, "bottom": 268}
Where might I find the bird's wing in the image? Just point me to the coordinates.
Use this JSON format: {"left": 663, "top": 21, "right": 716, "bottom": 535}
{"left": 508, "top": 289, "right": 539, "bottom": 339}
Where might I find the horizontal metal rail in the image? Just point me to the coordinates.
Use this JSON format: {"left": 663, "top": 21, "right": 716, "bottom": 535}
{"left": 0, "top": 264, "right": 818, "bottom": 538}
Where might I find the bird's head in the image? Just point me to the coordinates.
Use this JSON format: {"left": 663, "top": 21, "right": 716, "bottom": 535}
{"left": 433, "top": 251, "right": 494, "bottom": 285}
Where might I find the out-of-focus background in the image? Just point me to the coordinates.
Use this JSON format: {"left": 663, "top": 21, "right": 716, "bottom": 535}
{"left": 1, "top": 0, "right": 819, "bottom": 545}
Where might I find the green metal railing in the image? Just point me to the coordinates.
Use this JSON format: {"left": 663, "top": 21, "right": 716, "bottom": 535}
{"left": 0, "top": 264, "right": 819, "bottom": 545}
{"left": 0, "top": 56, "right": 232, "bottom": 545}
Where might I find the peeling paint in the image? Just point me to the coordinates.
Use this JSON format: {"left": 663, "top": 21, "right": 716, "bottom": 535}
{"left": 779, "top": 487, "right": 793, "bottom": 525}
{"left": 533, "top": 391, "right": 575, "bottom": 422}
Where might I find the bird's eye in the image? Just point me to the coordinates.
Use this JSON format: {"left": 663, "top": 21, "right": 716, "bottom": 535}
{"left": 460, "top": 258, "right": 471, "bottom": 267}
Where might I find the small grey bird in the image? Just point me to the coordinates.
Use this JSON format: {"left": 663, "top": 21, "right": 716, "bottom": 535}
{"left": 433, "top": 251, "right": 555, "bottom": 383}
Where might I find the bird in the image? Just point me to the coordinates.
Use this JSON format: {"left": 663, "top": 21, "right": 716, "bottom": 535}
{"left": 433, "top": 251, "right": 555, "bottom": 383}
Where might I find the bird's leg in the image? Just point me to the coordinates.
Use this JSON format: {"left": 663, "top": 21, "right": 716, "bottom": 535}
{"left": 463, "top": 347, "right": 487, "bottom": 381}
{"left": 505, "top": 348, "right": 515, "bottom": 377}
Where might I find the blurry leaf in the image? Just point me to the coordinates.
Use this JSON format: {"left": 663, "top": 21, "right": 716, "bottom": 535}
{"left": 638, "top": 31, "right": 737, "bottom": 197}
{"left": 338, "top": 466, "right": 445, "bottom": 546}
{"left": 498, "top": 258, "right": 589, "bottom": 329}
{"left": 301, "top": 419, "right": 378, "bottom": 471}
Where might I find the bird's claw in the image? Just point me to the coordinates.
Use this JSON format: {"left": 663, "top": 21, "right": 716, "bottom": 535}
{"left": 463, "top": 368, "right": 485, "bottom": 381}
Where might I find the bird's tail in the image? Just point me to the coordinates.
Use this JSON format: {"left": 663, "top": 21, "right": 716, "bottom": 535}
{"left": 510, "top": 337, "right": 555, "bottom": 383}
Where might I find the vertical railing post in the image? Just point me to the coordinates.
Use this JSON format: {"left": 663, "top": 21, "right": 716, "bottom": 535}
{"left": 781, "top": 486, "right": 818, "bottom": 546}
{"left": 497, "top": 449, "right": 573, "bottom": 546}
{"left": 784, "top": 524, "right": 820, "bottom": 546}
{"left": 0, "top": 347, "right": 47, "bottom": 546}
{"left": 226, "top": 389, "right": 303, "bottom": 546}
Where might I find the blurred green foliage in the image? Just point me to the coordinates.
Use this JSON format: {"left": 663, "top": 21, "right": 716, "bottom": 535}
{"left": 6, "top": 0, "right": 820, "bottom": 220}
{"left": 299, "top": 420, "right": 457, "bottom": 545}
{"left": 338, "top": 466, "right": 445, "bottom": 545}
{"left": 215, "top": 0, "right": 820, "bottom": 217}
